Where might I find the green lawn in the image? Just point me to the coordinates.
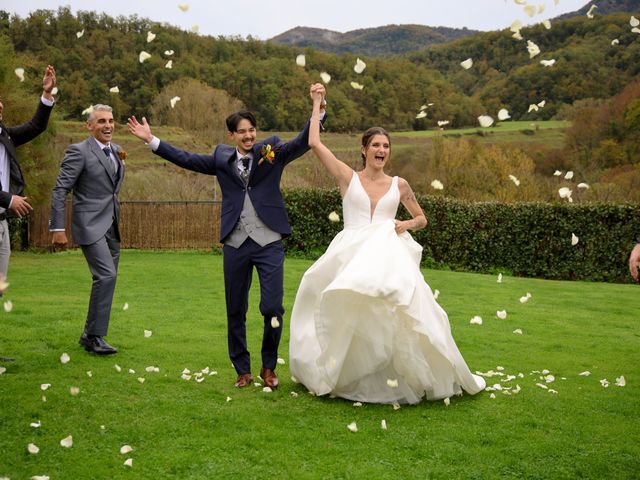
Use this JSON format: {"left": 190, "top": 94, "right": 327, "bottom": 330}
{"left": 1, "top": 250, "right": 638, "bottom": 479}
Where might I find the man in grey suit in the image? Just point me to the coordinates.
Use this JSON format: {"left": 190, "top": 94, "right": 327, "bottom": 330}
{"left": 49, "top": 104, "right": 125, "bottom": 355}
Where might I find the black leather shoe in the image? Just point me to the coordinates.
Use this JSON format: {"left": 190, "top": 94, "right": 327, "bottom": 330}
{"left": 79, "top": 334, "right": 118, "bottom": 355}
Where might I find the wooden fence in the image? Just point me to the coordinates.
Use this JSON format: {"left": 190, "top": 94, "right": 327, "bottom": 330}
{"left": 29, "top": 201, "right": 222, "bottom": 249}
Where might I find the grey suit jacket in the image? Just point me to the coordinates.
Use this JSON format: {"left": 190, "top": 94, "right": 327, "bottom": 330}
{"left": 49, "top": 137, "right": 125, "bottom": 245}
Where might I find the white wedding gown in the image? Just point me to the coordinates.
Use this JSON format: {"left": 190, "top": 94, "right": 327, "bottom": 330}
{"left": 289, "top": 172, "right": 486, "bottom": 404}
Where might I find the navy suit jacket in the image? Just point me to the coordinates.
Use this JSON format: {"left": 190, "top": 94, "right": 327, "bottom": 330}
{"left": 155, "top": 120, "right": 314, "bottom": 243}
{"left": 0, "top": 100, "right": 53, "bottom": 209}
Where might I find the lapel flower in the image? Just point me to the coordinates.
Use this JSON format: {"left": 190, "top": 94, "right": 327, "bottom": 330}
{"left": 118, "top": 149, "right": 127, "bottom": 164}
{"left": 259, "top": 144, "right": 276, "bottom": 165}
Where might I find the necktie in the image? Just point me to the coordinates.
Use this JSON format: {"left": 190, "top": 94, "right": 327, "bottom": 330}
{"left": 103, "top": 147, "right": 116, "bottom": 176}
{"left": 239, "top": 156, "right": 250, "bottom": 183}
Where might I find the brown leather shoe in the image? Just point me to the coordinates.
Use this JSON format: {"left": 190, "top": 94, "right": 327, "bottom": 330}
{"left": 234, "top": 373, "right": 254, "bottom": 388}
{"left": 260, "top": 368, "right": 279, "bottom": 389}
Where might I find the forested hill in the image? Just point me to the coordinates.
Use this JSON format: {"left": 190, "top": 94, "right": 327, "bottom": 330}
{"left": 269, "top": 24, "right": 479, "bottom": 57}
{"left": 554, "top": 0, "right": 640, "bottom": 20}
{"left": 1, "top": 7, "right": 638, "bottom": 133}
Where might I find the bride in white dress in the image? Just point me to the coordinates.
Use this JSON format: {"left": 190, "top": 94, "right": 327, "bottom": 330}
{"left": 289, "top": 85, "right": 486, "bottom": 404}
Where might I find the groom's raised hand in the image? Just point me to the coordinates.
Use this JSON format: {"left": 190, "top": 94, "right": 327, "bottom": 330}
{"left": 127, "top": 116, "right": 153, "bottom": 143}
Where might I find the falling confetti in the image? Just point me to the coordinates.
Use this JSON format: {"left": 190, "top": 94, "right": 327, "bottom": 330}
{"left": 415, "top": 110, "right": 427, "bottom": 119}
{"left": 564, "top": 171, "right": 574, "bottom": 180}
{"left": 497, "top": 273, "right": 503, "bottom": 283}
{"left": 164, "top": 50, "right": 175, "bottom": 56}
{"left": 577, "top": 183, "right": 590, "bottom": 189}
{"left": 540, "top": 59, "right": 556, "bottom": 67}
{"left": 444, "top": 397, "right": 450, "bottom": 406}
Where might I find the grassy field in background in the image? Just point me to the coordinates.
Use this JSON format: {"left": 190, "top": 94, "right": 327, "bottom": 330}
{"left": 1, "top": 250, "right": 638, "bottom": 479}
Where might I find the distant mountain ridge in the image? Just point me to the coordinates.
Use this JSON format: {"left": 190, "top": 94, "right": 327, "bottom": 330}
{"left": 269, "top": 24, "right": 480, "bottom": 57}
{"left": 271, "top": 0, "right": 640, "bottom": 57}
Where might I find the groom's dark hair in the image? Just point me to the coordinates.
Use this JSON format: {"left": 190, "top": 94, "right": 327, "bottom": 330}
{"left": 226, "top": 110, "right": 257, "bottom": 133}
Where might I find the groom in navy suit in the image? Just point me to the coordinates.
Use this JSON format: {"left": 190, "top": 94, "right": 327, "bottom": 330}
{"left": 128, "top": 83, "right": 326, "bottom": 388}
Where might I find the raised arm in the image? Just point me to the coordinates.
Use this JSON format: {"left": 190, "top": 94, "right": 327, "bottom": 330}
{"left": 395, "top": 177, "right": 428, "bottom": 234}
{"left": 309, "top": 83, "right": 353, "bottom": 195}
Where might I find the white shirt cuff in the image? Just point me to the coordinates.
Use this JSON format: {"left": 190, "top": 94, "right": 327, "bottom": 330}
{"left": 149, "top": 136, "right": 160, "bottom": 151}
{"left": 50, "top": 229, "right": 65, "bottom": 232}
{"left": 40, "top": 95, "right": 55, "bottom": 107}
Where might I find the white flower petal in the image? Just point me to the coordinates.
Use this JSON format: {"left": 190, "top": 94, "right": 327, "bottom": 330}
{"left": 540, "top": 59, "right": 556, "bottom": 67}
{"left": 586, "top": 4, "right": 597, "bottom": 18}
{"left": 526, "top": 40, "right": 540, "bottom": 58}
{"left": 508, "top": 174, "right": 520, "bottom": 186}
{"left": 40, "top": 383, "right": 51, "bottom": 391}
{"left": 460, "top": 58, "right": 473, "bottom": 70}
{"left": 528, "top": 104, "right": 539, "bottom": 113}
{"left": 519, "top": 295, "right": 529, "bottom": 303}
{"left": 553, "top": 170, "right": 562, "bottom": 176}
{"left": 76, "top": 29, "right": 84, "bottom": 39}
{"left": 60, "top": 352, "right": 70, "bottom": 364}
{"left": 147, "top": 31, "right": 156, "bottom": 43}
{"left": 114, "top": 364, "right": 122, "bottom": 372}
{"left": 144, "top": 329, "right": 152, "bottom": 338}
{"left": 615, "top": 375, "right": 626, "bottom": 387}
{"left": 611, "top": 38, "right": 620, "bottom": 46}
{"left": 137, "top": 377, "right": 145, "bottom": 384}
{"left": 512, "top": 31, "right": 523, "bottom": 40}
{"left": 164, "top": 50, "right": 175, "bottom": 56}
{"left": 433, "top": 289, "right": 440, "bottom": 299}
{"left": 443, "top": 397, "right": 450, "bottom": 406}
{"left": 564, "top": 170, "right": 574, "bottom": 180}
{"left": 545, "top": 374, "right": 555, "bottom": 383}
{"left": 386, "top": 379, "right": 399, "bottom": 388}
{"left": 165, "top": 60, "right": 173, "bottom": 69}
{"left": 226, "top": 396, "right": 232, "bottom": 402}
{"left": 437, "top": 120, "right": 449, "bottom": 127}
{"left": 497, "top": 109, "right": 511, "bottom": 121}
{"left": 478, "top": 115, "right": 494, "bottom": 128}
{"left": 30, "top": 420, "right": 41, "bottom": 428}
{"left": 496, "top": 310, "right": 507, "bottom": 319}
{"left": 381, "top": 419, "right": 387, "bottom": 430}
{"left": 392, "top": 402, "right": 401, "bottom": 410}
{"left": 631, "top": 16, "right": 640, "bottom": 27}
{"left": 543, "top": 20, "right": 551, "bottom": 29}
{"left": 523, "top": 5, "right": 537, "bottom": 17}
{"left": 513, "top": 328, "right": 523, "bottom": 334}
{"left": 123, "top": 302, "right": 129, "bottom": 310}
{"left": 170, "top": 96, "right": 181, "bottom": 108}
{"left": 470, "top": 315, "right": 483, "bottom": 325}
{"left": 32, "top": 476, "right": 50, "bottom": 480}
{"left": 347, "top": 421, "right": 358, "bottom": 432}
{"left": 558, "top": 187, "right": 572, "bottom": 199}
{"left": 430, "top": 180, "right": 444, "bottom": 190}
{"left": 254, "top": 382, "right": 262, "bottom": 387}
{"left": 69, "top": 386, "right": 80, "bottom": 396}
{"left": 537, "top": 100, "right": 546, "bottom": 108}
{"left": 290, "top": 391, "right": 299, "bottom": 398}
{"left": 178, "top": 3, "right": 189, "bottom": 12}
{"left": 489, "top": 393, "right": 496, "bottom": 399}
{"left": 497, "top": 273, "right": 503, "bottom": 283}
{"left": 328, "top": 211, "right": 340, "bottom": 222}
{"left": 109, "top": 86, "right": 119, "bottom": 93}
{"left": 262, "top": 386, "right": 273, "bottom": 393}
{"left": 571, "top": 233, "right": 579, "bottom": 246}
{"left": 128, "top": 369, "right": 135, "bottom": 374}
{"left": 354, "top": 58, "right": 366, "bottom": 74}
{"left": 28, "top": 443, "right": 40, "bottom": 454}
{"left": 350, "top": 82, "right": 364, "bottom": 90}
{"left": 536, "top": 383, "right": 549, "bottom": 389}
{"left": 600, "top": 378, "right": 609, "bottom": 388}
{"left": 631, "top": 27, "right": 640, "bottom": 34}
{"left": 353, "top": 401, "right": 363, "bottom": 407}
{"left": 82, "top": 105, "right": 94, "bottom": 116}
{"left": 138, "top": 51, "right": 151, "bottom": 63}
{"left": 120, "top": 445, "right": 133, "bottom": 454}
{"left": 271, "top": 316, "right": 280, "bottom": 328}
{"left": 577, "top": 182, "right": 589, "bottom": 189}
{"left": 60, "top": 435, "right": 73, "bottom": 448}
{"left": 415, "top": 110, "right": 427, "bottom": 119}
{"left": 510, "top": 19, "right": 523, "bottom": 31}
{"left": 579, "top": 371, "right": 591, "bottom": 376}
{"left": 4, "top": 300, "right": 13, "bottom": 312}
{"left": 277, "top": 357, "right": 286, "bottom": 365}
{"left": 295, "top": 54, "right": 305, "bottom": 67}
{"left": 319, "top": 72, "right": 331, "bottom": 84}
{"left": 124, "top": 458, "right": 133, "bottom": 467}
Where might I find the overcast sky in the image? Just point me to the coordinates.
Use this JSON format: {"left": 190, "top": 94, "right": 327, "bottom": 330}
{"left": 6, "top": 0, "right": 592, "bottom": 39}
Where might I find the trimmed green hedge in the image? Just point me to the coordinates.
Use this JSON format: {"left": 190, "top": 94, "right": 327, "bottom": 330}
{"left": 283, "top": 189, "right": 640, "bottom": 283}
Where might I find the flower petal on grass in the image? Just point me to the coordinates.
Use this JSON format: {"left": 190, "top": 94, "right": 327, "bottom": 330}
{"left": 496, "top": 310, "right": 507, "bottom": 319}
{"left": 615, "top": 376, "right": 626, "bottom": 387}
{"left": 470, "top": 315, "right": 483, "bottom": 325}
{"left": 109, "top": 86, "right": 119, "bottom": 93}
{"left": 4, "top": 300, "right": 13, "bottom": 312}
{"left": 30, "top": 420, "right": 41, "bottom": 428}
{"left": 124, "top": 458, "right": 133, "bottom": 467}
{"left": 444, "top": 397, "right": 450, "bottom": 406}
{"left": 226, "top": 396, "right": 232, "bottom": 402}
{"left": 60, "top": 352, "right": 71, "bottom": 364}
{"left": 545, "top": 374, "right": 555, "bottom": 383}
{"left": 320, "top": 72, "right": 331, "bottom": 84}
{"left": 128, "top": 369, "right": 135, "bottom": 374}
{"left": 28, "top": 443, "right": 40, "bottom": 454}
{"left": 123, "top": 302, "right": 129, "bottom": 310}
{"left": 353, "top": 401, "right": 363, "bottom": 407}
{"left": 513, "top": 328, "right": 523, "bottom": 334}
{"left": 536, "top": 383, "right": 549, "bottom": 389}
{"left": 328, "top": 211, "right": 340, "bottom": 222}
{"left": 354, "top": 58, "right": 366, "bottom": 74}
{"left": 433, "top": 289, "right": 440, "bottom": 299}
{"left": 170, "top": 96, "right": 181, "bottom": 108}
{"left": 290, "top": 391, "right": 299, "bottom": 398}
{"left": 600, "top": 378, "right": 609, "bottom": 387}
{"left": 263, "top": 386, "right": 273, "bottom": 393}
{"left": 381, "top": 419, "right": 387, "bottom": 430}
{"left": 571, "top": 233, "right": 579, "bottom": 246}
{"left": 60, "top": 435, "right": 73, "bottom": 448}
{"left": 40, "top": 383, "right": 51, "bottom": 391}
{"left": 430, "top": 180, "right": 444, "bottom": 190}
{"left": 69, "top": 386, "right": 80, "bottom": 396}
{"left": 489, "top": 393, "right": 496, "bottom": 399}
{"left": 114, "top": 364, "right": 122, "bottom": 372}
{"left": 347, "top": 422, "right": 358, "bottom": 432}
{"left": 271, "top": 316, "right": 280, "bottom": 328}
{"left": 478, "top": 115, "right": 494, "bottom": 128}
{"left": 577, "top": 182, "right": 589, "bottom": 189}
{"left": 498, "top": 109, "right": 511, "bottom": 121}
{"left": 295, "top": 54, "right": 305, "bottom": 67}
{"left": 138, "top": 51, "right": 151, "bottom": 63}
{"left": 393, "top": 402, "right": 401, "bottom": 410}
{"left": 350, "top": 82, "right": 364, "bottom": 90}
{"left": 137, "top": 377, "right": 145, "bottom": 384}
{"left": 460, "top": 58, "right": 473, "bottom": 69}
{"left": 120, "top": 445, "right": 133, "bottom": 454}
{"left": 277, "top": 357, "right": 286, "bottom": 365}
{"left": 144, "top": 329, "right": 152, "bottom": 338}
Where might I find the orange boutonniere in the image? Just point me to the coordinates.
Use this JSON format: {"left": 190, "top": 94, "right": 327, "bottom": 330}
{"left": 118, "top": 150, "right": 127, "bottom": 164}
{"left": 259, "top": 144, "right": 276, "bottom": 165}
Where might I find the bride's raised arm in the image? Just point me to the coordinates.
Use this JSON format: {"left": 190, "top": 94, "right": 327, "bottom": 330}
{"left": 309, "top": 84, "right": 353, "bottom": 194}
